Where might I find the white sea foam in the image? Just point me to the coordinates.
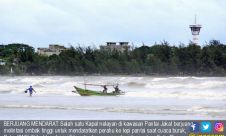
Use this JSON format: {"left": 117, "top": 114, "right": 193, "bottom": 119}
{"left": 169, "top": 77, "right": 189, "bottom": 80}
{"left": 124, "top": 89, "right": 226, "bottom": 100}
{"left": 152, "top": 78, "right": 167, "bottom": 82}
{"left": 145, "top": 80, "right": 226, "bottom": 89}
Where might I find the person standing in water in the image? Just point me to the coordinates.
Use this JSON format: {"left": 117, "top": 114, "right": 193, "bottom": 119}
{"left": 25, "top": 86, "right": 36, "bottom": 97}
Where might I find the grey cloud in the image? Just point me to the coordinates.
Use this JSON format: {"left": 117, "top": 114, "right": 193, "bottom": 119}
{"left": 0, "top": 0, "right": 225, "bottom": 47}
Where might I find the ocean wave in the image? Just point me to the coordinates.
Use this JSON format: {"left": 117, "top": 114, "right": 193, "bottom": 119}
{"left": 33, "top": 84, "right": 45, "bottom": 88}
{"left": 169, "top": 77, "right": 189, "bottom": 80}
{"left": 0, "top": 76, "right": 226, "bottom": 100}
{"left": 20, "top": 77, "right": 57, "bottom": 84}
{"left": 126, "top": 82, "right": 145, "bottom": 87}
{"left": 187, "top": 106, "right": 226, "bottom": 113}
{"left": 0, "top": 90, "right": 12, "bottom": 94}
{"left": 6, "top": 78, "right": 19, "bottom": 82}
{"left": 1, "top": 104, "right": 225, "bottom": 115}
{"left": 169, "top": 77, "right": 206, "bottom": 80}
{"left": 145, "top": 80, "right": 226, "bottom": 89}
{"left": 124, "top": 91, "right": 226, "bottom": 100}
{"left": 152, "top": 78, "right": 167, "bottom": 82}
{"left": 0, "top": 104, "right": 181, "bottom": 114}
{"left": 190, "top": 77, "right": 207, "bottom": 80}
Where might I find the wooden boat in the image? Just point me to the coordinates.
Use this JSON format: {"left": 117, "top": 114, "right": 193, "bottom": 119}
{"left": 73, "top": 86, "right": 124, "bottom": 96}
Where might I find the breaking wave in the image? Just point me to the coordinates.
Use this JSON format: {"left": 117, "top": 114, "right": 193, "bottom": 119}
{"left": 124, "top": 90, "right": 226, "bottom": 100}
{"left": 1, "top": 104, "right": 225, "bottom": 116}
{"left": 0, "top": 76, "right": 225, "bottom": 100}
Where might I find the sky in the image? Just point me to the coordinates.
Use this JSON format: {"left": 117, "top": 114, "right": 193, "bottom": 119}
{"left": 0, "top": 0, "right": 226, "bottom": 48}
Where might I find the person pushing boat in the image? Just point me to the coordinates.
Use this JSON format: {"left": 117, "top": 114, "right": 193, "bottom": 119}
{"left": 25, "top": 86, "right": 36, "bottom": 97}
{"left": 102, "top": 85, "right": 108, "bottom": 93}
{"left": 113, "top": 85, "right": 120, "bottom": 93}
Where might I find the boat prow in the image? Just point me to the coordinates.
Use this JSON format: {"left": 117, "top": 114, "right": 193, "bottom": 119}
{"left": 73, "top": 86, "right": 124, "bottom": 96}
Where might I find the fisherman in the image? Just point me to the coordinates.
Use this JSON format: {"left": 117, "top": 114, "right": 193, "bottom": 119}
{"left": 113, "top": 85, "right": 120, "bottom": 93}
{"left": 102, "top": 85, "right": 107, "bottom": 93}
{"left": 25, "top": 86, "right": 36, "bottom": 97}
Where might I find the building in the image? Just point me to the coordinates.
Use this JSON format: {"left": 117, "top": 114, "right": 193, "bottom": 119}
{"left": 189, "top": 15, "right": 202, "bottom": 45}
{"left": 37, "top": 44, "right": 66, "bottom": 56}
{"left": 100, "top": 42, "right": 130, "bottom": 52}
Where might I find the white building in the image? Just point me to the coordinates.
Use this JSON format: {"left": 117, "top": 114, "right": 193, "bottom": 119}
{"left": 189, "top": 16, "right": 202, "bottom": 45}
{"left": 100, "top": 42, "right": 130, "bottom": 52}
{"left": 37, "top": 44, "right": 66, "bottom": 56}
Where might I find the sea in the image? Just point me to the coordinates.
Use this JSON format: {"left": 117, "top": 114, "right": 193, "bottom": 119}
{"left": 0, "top": 76, "right": 225, "bottom": 120}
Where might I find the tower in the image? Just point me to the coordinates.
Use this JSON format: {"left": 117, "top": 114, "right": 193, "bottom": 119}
{"left": 189, "top": 15, "right": 202, "bottom": 45}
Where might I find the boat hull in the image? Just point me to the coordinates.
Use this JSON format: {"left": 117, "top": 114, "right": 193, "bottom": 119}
{"left": 74, "top": 86, "right": 124, "bottom": 96}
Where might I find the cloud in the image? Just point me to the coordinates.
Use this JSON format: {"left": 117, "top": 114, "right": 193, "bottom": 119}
{"left": 0, "top": 0, "right": 225, "bottom": 47}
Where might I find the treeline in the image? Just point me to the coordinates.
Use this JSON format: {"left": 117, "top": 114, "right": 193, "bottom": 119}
{"left": 0, "top": 40, "right": 226, "bottom": 76}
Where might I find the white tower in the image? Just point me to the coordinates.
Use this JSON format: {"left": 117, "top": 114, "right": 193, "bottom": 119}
{"left": 189, "top": 15, "right": 202, "bottom": 45}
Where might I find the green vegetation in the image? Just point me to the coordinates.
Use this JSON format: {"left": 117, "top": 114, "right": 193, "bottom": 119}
{"left": 0, "top": 40, "right": 226, "bottom": 76}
